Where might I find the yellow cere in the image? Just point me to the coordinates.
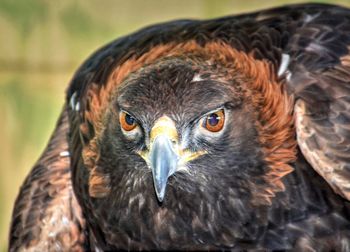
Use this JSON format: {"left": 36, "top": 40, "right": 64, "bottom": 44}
{"left": 150, "top": 116, "right": 178, "bottom": 143}
{"left": 178, "top": 149, "right": 207, "bottom": 165}
{"left": 138, "top": 116, "right": 207, "bottom": 166}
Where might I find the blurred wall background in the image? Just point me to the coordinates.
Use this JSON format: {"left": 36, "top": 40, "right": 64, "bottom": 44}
{"left": 1, "top": 0, "right": 349, "bottom": 250}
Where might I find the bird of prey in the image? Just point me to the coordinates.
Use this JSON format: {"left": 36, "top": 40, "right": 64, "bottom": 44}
{"left": 9, "top": 3, "right": 350, "bottom": 251}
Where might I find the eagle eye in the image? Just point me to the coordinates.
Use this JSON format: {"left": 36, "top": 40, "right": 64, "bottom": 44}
{"left": 202, "top": 109, "right": 225, "bottom": 132}
{"left": 120, "top": 111, "right": 138, "bottom": 131}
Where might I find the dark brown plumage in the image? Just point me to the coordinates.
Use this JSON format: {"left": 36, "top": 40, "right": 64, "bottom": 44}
{"left": 9, "top": 3, "right": 350, "bottom": 251}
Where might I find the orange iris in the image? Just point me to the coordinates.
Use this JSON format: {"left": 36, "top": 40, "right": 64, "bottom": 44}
{"left": 203, "top": 109, "right": 225, "bottom": 132}
{"left": 119, "top": 111, "right": 137, "bottom": 131}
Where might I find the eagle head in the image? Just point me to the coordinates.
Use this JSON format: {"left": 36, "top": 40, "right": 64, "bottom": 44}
{"left": 71, "top": 42, "right": 295, "bottom": 249}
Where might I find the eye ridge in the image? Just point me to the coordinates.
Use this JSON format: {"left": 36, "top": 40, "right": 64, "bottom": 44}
{"left": 203, "top": 109, "right": 225, "bottom": 132}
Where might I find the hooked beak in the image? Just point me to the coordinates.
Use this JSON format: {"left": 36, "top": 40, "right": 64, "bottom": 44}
{"left": 150, "top": 134, "right": 178, "bottom": 202}
{"left": 139, "top": 116, "right": 206, "bottom": 202}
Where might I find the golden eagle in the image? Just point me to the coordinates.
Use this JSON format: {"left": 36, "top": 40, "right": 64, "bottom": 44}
{"left": 9, "top": 3, "right": 350, "bottom": 251}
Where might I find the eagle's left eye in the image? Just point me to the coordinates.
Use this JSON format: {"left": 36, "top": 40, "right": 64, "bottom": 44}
{"left": 120, "top": 111, "right": 138, "bottom": 131}
{"left": 202, "top": 109, "right": 225, "bottom": 132}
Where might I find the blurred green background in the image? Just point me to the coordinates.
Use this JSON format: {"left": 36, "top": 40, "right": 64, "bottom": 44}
{"left": 1, "top": 0, "right": 349, "bottom": 250}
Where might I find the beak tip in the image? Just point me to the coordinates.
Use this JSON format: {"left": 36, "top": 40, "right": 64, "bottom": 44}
{"left": 157, "top": 195, "right": 164, "bottom": 203}
{"left": 155, "top": 185, "right": 166, "bottom": 202}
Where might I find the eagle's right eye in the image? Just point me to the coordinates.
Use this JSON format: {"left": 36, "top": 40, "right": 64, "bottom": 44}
{"left": 120, "top": 111, "right": 138, "bottom": 131}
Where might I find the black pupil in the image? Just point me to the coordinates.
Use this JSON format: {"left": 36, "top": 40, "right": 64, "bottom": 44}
{"left": 125, "top": 114, "right": 135, "bottom": 125}
{"left": 208, "top": 113, "right": 220, "bottom": 126}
